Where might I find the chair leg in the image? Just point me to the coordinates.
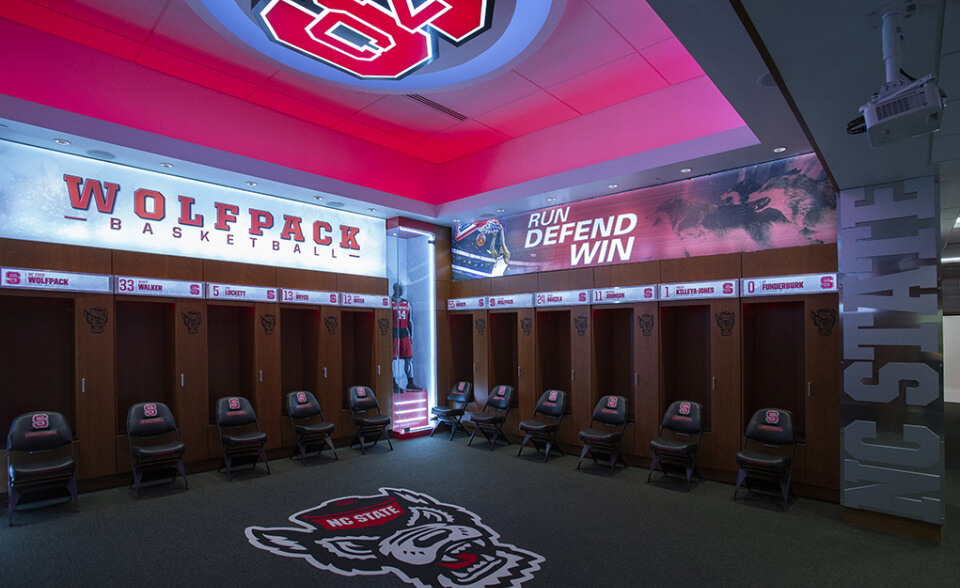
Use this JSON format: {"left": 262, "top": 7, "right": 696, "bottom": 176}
{"left": 225, "top": 454, "right": 233, "bottom": 481}
{"left": 385, "top": 428, "right": 394, "bottom": 451}
{"left": 544, "top": 441, "right": 553, "bottom": 462}
{"left": 647, "top": 455, "right": 660, "bottom": 482}
{"left": 449, "top": 419, "right": 458, "bottom": 441}
{"left": 733, "top": 468, "right": 747, "bottom": 500}
{"left": 358, "top": 432, "right": 367, "bottom": 454}
{"left": 68, "top": 476, "right": 80, "bottom": 511}
{"left": 299, "top": 442, "right": 308, "bottom": 466}
{"left": 780, "top": 475, "right": 791, "bottom": 510}
{"left": 517, "top": 434, "right": 531, "bottom": 457}
{"left": 608, "top": 449, "right": 619, "bottom": 476}
{"left": 327, "top": 437, "right": 339, "bottom": 459}
{"left": 8, "top": 487, "right": 19, "bottom": 526}
{"left": 684, "top": 463, "right": 694, "bottom": 491}
{"left": 259, "top": 447, "right": 271, "bottom": 474}
{"left": 429, "top": 420, "right": 443, "bottom": 437}
{"left": 132, "top": 468, "right": 143, "bottom": 498}
{"left": 577, "top": 445, "right": 590, "bottom": 470}
{"left": 489, "top": 428, "right": 501, "bottom": 450}
{"left": 467, "top": 425, "right": 479, "bottom": 446}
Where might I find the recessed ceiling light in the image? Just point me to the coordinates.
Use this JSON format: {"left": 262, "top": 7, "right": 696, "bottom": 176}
{"left": 680, "top": 168, "right": 692, "bottom": 173}
{"left": 314, "top": 195, "right": 323, "bottom": 200}
{"left": 954, "top": 216, "right": 960, "bottom": 227}
{"left": 246, "top": 181, "right": 257, "bottom": 186}
{"left": 546, "top": 197, "right": 556, "bottom": 202}
{"left": 368, "top": 207, "right": 376, "bottom": 212}
{"left": 773, "top": 146, "right": 787, "bottom": 153}
{"left": 55, "top": 139, "right": 70, "bottom": 145}
{"left": 452, "top": 218, "right": 461, "bottom": 223}
{"left": 608, "top": 184, "right": 618, "bottom": 189}
{"left": 160, "top": 162, "right": 173, "bottom": 168}
{"left": 496, "top": 208, "right": 505, "bottom": 213}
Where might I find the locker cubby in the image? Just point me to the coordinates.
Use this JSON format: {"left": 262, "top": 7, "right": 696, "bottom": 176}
{"left": 341, "top": 310, "right": 375, "bottom": 409}
{"left": 742, "top": 301, "right": 806, "bottom": 440}
{"left": 593, "top": 307, "right": 634, "bottom": 420}
{"left": 488, "top": 312, "right": 519, "bottom": 407}
{"left": 449, "top": 313, "right": 474, "bottom": 386}
{"left": 115, "top": 300, "right": 176, "bottom": 433}
{"left": 661, "top": 305, "right": 711, "bottom": 430}
{"left": 0, "top": 296, "right": 76, "bottom": 440}
{"left": 280, "top": 307, "right": 320, "bottom": 414}
{"left": 537, "top": 310, "right": 571, "bottom": 415}
{"left": 207, "top": 305, "right": 256, "bottom": 423}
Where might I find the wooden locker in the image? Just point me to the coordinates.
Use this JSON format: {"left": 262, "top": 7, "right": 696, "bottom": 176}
{"left": 75, "top": 293, "right": 117, "bottom": 479}
{"left": 175, "top": 298, "right": 209, "bottom": 463}
{"left": 319, "top": 306, "right": 344, "bottom": 436}
{"left": 255, "top": 301, "right": 282, "bottom": 449}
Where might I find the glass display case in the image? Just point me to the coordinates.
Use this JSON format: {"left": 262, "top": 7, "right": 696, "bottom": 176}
{"left": 386, "top": 221, "right": 438, "bottom": 434}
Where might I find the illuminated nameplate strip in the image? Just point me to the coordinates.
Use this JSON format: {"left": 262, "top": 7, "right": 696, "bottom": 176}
{"left": 447, "top": 297, "right": 486, "bottom": 311}
{"left": 535, "top": 290, "right": 590, "bottom": 307}
{"left": 206, "top": 283, "right": 278, "bottom": 302}
{"left": 591, "top": 285, "right": 659, "bottom": 304}
{"left": 340, "top": 292, "right": 390, "bottom": 309}
{"left": 741, "top": 273, "right": 838, "bottom": 297}
{"left": 487, "top": 294, "right": 534, "bottom": 309}
{"left": 659, "top": 279, "right": 738, "bottom": 301}
{"left": 279, "top": 288, "right": 340, "bottom": 305}
{"left": 1, "top": 267, "right": 112, "bottom": 294}
{"left": 115, "top": 276, "right": 204, "bottom": 298}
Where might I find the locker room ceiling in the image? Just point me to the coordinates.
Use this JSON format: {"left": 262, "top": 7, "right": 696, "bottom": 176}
{"left": 1, "top": 0, "right": 919, "bottom": 226}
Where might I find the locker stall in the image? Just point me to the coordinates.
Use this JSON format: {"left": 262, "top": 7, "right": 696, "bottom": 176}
{"left": 659, "top": 254, "right": 741, "bottom": 474}
{"left": 448, "top": 313, "right": 476, "bottom": 390}
{"left": 206, "top": 304, "right": 256, "bottom": 425}
{"left": 340, "top": 309, "right": 376, "bottom": 407}
{"left": 487, "top": 274, "right": 538, "bottom": 434}
{"left": 488, "top": 311, "right": 519, "bottom": 400}
{"left": 280, "top": 307, "right": 320, "bottom": 403}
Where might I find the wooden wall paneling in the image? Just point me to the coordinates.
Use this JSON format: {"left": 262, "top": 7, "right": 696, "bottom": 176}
{"left": 705, "top": 297, "right": 741, "bottom": 473}
{"left": 471, "top": 310, "right": 490, "bottom": 411}
{"left": 487, "top": 311, "right": 519, "bottom": 412}
{"left": 340, "top": 309, "right": 376, "bottom": 432}
{"left": 338, "top": 274, "right": 388, "bottom": 295}
{"left": 634, "top": 301, "right": 660, "bottom": 458}
{"left": 203, "top": 260, "right": 276, "bottom": 287}
{"left": 515, "top": 307, "right": 536, "bottom": 435}
{"left": 740, "top": 244, "right": 837, "bottom": 277}
{"left": 660, "top": 253, "right": 740, "bottom": 283}
{"left": 175, "top": 299, "right": 209, "bottom": 463}
{"left": 434, "top": 226, "right": 452, "bottom": 284}
{"left": 374, "top": 307, "right": 394, "bottom": 421}
{"left": 279, "top": 305, "right": 321, "bottom": 448}
{"left": 449, "top": 278, "right": 491, "bottom": 299}
{"left": 592, "top": 260, "right": 660, "bottom": 287}
{"left": 113, "top": 251, "right": 203, "bottom": 280}
{"left": 318, "top": 306, "right": 344, "bottom": 435}
{"left": 75, "top": 293, "right": 116, "bottom": 479}
{"left": 436, "top": 281, "right": 452, "bottom": 396}
{"left": 803, "top": 293, "right": 841, "bottom": 492}
{"left": 255, "top": 302, "right": 282, "bottom": 449}
{"left": 0, "top": 239, "right": 111, "bottom": 274}
{"left": 590, "top": 306, "right": 633, "bottom": 451}
{"left": 569, "top": 308, "right": 592, "bottom": 445}
{"left": 537, "top": 268, "right": 594, "bottom": 292}
{"left": 206, "top": 304, "right": 256, "bottom": 458}
{"left": 276, "top": 267, "right": 337, "bottom": 290}
{"left": 489, "top": 274, "right": 538, "bottom": 296}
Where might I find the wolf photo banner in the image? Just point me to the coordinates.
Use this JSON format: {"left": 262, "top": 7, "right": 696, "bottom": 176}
{"left": 452, "top": 154, "right": 836, "bottom": 280}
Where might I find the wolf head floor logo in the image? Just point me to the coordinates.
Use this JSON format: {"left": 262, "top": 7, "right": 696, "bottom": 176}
{"left": 260, "top": 313, "right": 277, "bottom": 335}
{"left": 574, "top": 315, "right": 587, "bottom": 337}
{"left": 714, "top": 311, "right": 735, "bottom": 336}
{"left": 378, "top": 317, "right": 390, "bottom": 336}
{"left": 182, "top": 311, "right": 201, "bottom": 335}
{"left": 324, "top": 315, "right": 338, "bottom": 336}
{"left": 246, "top": 488, "right": 543, "bottom": 588}
{"left": 810, "top": 308, "right": 836, "bottom": 336}
{"left": 637, "top": 313, "right": 655, "bottom": 337}
{"left": 83, "top": 308, "right": 108, "bottom": 334}
{"left": 520, "top": 317, "right": 532, "bottom": 337}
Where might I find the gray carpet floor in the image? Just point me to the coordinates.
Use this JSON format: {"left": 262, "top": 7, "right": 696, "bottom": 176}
{"left": 1, "top": 431, "right": 958, "bottom": 587}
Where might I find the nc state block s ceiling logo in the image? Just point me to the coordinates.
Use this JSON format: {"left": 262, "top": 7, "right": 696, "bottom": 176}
{"left": 253, "top": 0, "right": 494, "bottom": 79}
{"left": 246, "top": 487, "right": 544, "bottom": 587}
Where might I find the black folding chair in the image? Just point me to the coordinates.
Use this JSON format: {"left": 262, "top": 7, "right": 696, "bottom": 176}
{"left": 648, "top": 400, "right": 703, "bottom": 490}
{"left": 468, "top": 384, "right": 514, "bottom": 450}
{"left": 7, "top": 411, "right": 78, "bottom": 525}
{"left": 215, "top": 396, "right": 270, "bottom": 480}
{"left": 577, "top": 395, "right": 629, "bottom": 475}
{"left": 517, "top": 389, "right": 566, "bottom": 462}
{"left": 347, "top": 386, "right": 392, "bottom": 454}
{"left": 286, "top": 390, "right": 338, "bottom": 465}
{"left": 734, "top": 408, "right": 796, "bottom": 510}
{"left": 126, "top": 402, "right": 188, "bottom": 498}
{"left": 430, "top": 381, "right": 473, "bottom": 440}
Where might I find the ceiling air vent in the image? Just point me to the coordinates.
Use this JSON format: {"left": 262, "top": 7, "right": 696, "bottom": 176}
{"left": 406, "top": 94, "right": 468, "bottom": 121}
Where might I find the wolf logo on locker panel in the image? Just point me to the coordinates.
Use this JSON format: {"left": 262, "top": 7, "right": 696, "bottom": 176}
{"left": 378, "top": 317, "right": 390, "bottom": 336}
{"left": 324, "top": 315, "right": 338, "bottom": 336}
{"left": 637, "top": 313, "right": 654, "bottom": 337}
{"left": 811, "top": 308, "right": 836, "bottom": 336}
{"left": 83, "top": 307, "right": 108, "bottom": 334}
{"left": 182, "top": 311, "right": 202, "bottom": 335}
{"left": 475, "top": 318, "right": 485, "bottom": 336}
{"left": 714, "top": 311, "right": 735, "bottom": 336}
{"left": 261, "top": 313, "right": 277, "bottom": 335}
{"left": 245, "top": 487, "right": 544, "bottom": 587}
{"left": 520, "top": 317, "right": 532, "bottom": 337}
{"left": 574, "top": 315, "right": 587, "bottom": 337}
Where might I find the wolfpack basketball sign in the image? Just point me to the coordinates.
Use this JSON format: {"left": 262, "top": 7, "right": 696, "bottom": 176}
{"left": 0, "top": 142, "right": 385, "bottom": 277}
{"left": 253, "top": 0, "right": 494, "bottom": 79}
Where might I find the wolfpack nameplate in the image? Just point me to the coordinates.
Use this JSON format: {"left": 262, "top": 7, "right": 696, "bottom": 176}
{"left": 245, "top": 488, "right": 544, "bottom": 588}
{"left": 279, "top": 288, "right": 339, "bottom": 305}
{"left": 206, "top": 283, "right": 278, "bottom": 302}
{"left": 340, "top": 292, "right": 390, "bottom": 309}
{"left": 488, "top": 294, "right": 535, "bottom": 309}
{"left": 1, "top": 267, "right": 112, "bottom": 294}
{"left": 741, "top": 273, "right": 837, "bottom": 297}
{"left": 534, "top": 290, "right": 590, "bottom": 307}
{"left": 115, "top": 276, "right": 204, "bottom": 298}
{"left": 591, "top": 285, "right": 658, "bottom": 304}
{"left": 659, "top": 279, "right": 738, "bottom": 301}
{"left": 447, "top": 297, "right": 486, "bottom": 311}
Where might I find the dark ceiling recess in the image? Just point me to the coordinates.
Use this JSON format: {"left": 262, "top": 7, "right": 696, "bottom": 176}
{"left": 406, "top": 94, "right": 469, "bottom": 121}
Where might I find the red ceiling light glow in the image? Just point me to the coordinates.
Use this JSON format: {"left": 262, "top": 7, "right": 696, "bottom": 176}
{"left": 254, "top": 0, "right": 494, "bottom": 80}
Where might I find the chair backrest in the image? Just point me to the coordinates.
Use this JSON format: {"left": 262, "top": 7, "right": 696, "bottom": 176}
{"left": 592, "top": 395, "right": 628, "bottom": 426}
{"left": 446, "top": 381, "right": 474, "bottom": 406}
{"left": 486, "top": 385, "right": 514, "bottom": 411}
{"left": 7, "top": 411, "right": 73, "bottom": 452}
{"left": 216, "top": 396, "right": 258, "bottom": 428}
{"left": 287, "top": 390, "right": 323, "bottom": 420}
{"left": 661, "top": 400, "right": 703, "bottom": 435}
{"left": 348, "top": 386, "right": 380, "bottom": 413}
{"left": 127, "top": 402, "right": 178, "bottom": 438}
{"left": 535, "top": 390, "right": 566, "bottom": 419}
{"left": 745, "top": 408, "right": 794, "bottom": 446}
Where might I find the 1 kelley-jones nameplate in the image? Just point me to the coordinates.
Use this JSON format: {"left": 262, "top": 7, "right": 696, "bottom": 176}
{"left": 206, "top": 283, "right": 278, "bottom": 302}
{"left": 741, "top": 273, "right": 837, "bottom": 297}
{"left": 447, "top": 297, "right": 486, "bottom": 311}
{"left": 591, "top": 285, "right": 658, "bottom": 304}
{"left": 1, "top": 267, "right": 112, "bottom": 294}
{"left": 115, "top": 276, "right": 204, "bottom": 298}
{"left": 659, "top": 279, "right": 738, "bottom": 301}
{"left": 279, "top": 288, "right": 339, "bottom": 305}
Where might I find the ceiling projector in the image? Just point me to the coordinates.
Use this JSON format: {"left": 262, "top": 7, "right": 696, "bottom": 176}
{"left": 855, "top": 10, "right": 946, "bottom": 148}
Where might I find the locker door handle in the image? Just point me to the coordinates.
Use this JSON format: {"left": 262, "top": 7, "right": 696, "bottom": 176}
{"left": 181, "top": 373, "right": 185, "bottom": 388}
{"left": 81, "top": 378, "right": 86, "bottom": 394}
{"left": 324, "top": 367, "right": 328, "bottom": 379}
{"left": 571, "top": 369, "right": 575, "bottom": 381}
{"left": 378, "top": 365, "right": 381, "bottom": 376}
{"left": 473, "top": 363, "right": 476, "bottom": 374}
{"left": 712, "top": 377, "right": 716, "bottom": 391}
{"left": 518, "top": 366, "right": 521, "bottom": 378}
{"left": 807, "top": 382, "right": 812, "bottom": 397}
{"left": 635, "top": 373, "right": 638, "bottom": 385}
{"left": 259, "top": 370, "right": 263, "bottom": 382}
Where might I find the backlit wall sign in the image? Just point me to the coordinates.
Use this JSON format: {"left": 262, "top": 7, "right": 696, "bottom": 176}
{"left": 253, "top": 0, "right": 495, "bottom": 80}
{"left": 447, "top": 296, "right": 486, "bottom": 311}
{"left": 741, "top": 273, "right": 837, "bottom": 297}
{"left": 452, "top": 154, "right": 837, "bottom": 280}
{"left": 340, "top": 292, "right": 391, "bottom": 308}
{"left": 0, "top": 141, "right": 385, "bottom": 277}
{"left": 207, "top": 283, "right": 279, "bottom": 302}
{"left": 659, "top": 280, "right": 738, "bottom": 301}
{"left": 279, "top": 288, "right": 340, "bottom": 305}
{"left": 534, "top": 290, "right": 589, "bottom": 307}
{"left": 488, "top": 293, "right": 534, "bottom": 308}
{"left": 591, "top": 285, "right": 658, "bottom": 304}
{"left": 115, "top": 276, "right": 204, "bottom": 298}
{"left": 1, "top": 267, "right": 112, "bottom": 294}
